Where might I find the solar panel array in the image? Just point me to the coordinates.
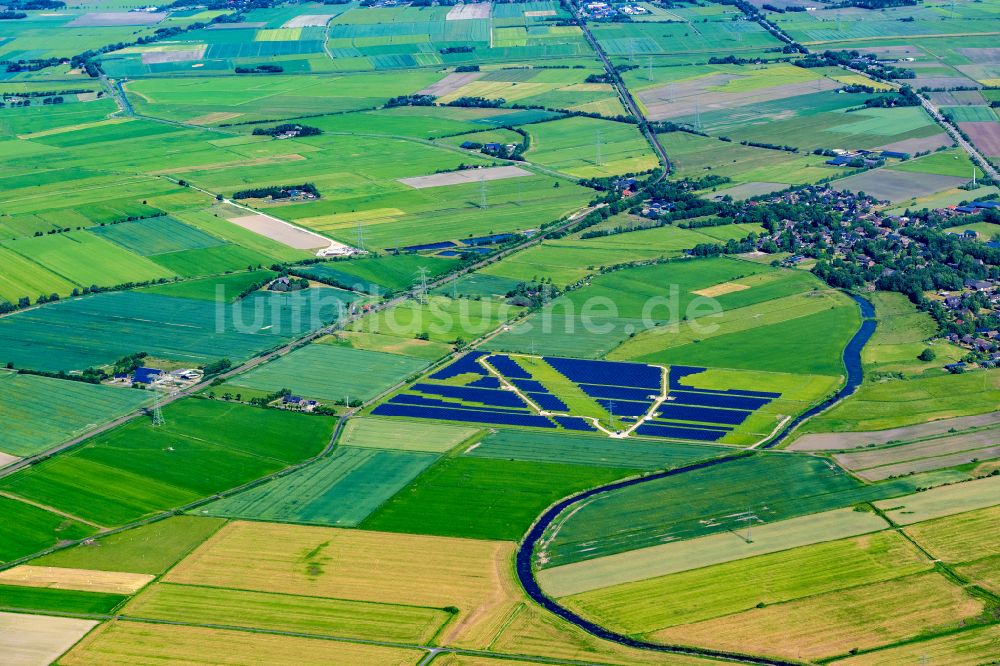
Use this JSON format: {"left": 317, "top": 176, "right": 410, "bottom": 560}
{"left": 378, "top": 355, "right": 782, "bottom": 443}
{"left": 429, "top": 351, "right": 488, "bottom": 380}
{"left": 545, "top": 357, "right": 662, "bottom": 389}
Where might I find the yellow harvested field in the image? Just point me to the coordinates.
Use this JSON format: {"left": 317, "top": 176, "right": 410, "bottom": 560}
{"left": 874, "top": 475, "right": 1000, "bottom": 524}
{"left": 159, "top": 522, "right": 693, "bottom": 664}
{"left": 255, "top": 27, "right": 301, "bottom": 41}
{"left": 164, "top": 522, "right": 519, "bottom": 648}
{"left": 0, "top": 565, "right": 153, "bottom": 594}
{"left": 187, "top": 111, "right": 242, "bottom": 125}
{"left": 956, "top": 555, "right": 1000, "bottom": 595}
{"left": 485, "top": 602, "right": 716, "bottom": 666}
{"left": 59, "top": 621, "right": 423, "bottom": 666}
{"left": 903, "top": 504, "right": 1000, "bottom": 562}
{"left": 437, "top": 81, "right": 555, "bottom": 104}
{"left": 17, "top": 117, "right": 131, "bottom": 140}
{"left": 523, "top": 9, "right": 556, "bottom": 16}
{"left": 0, "top": 611, "right": 97, "bottom": 666}
{"left": 692, "top": 281, "right": 751, "bottom": 297}
{"left": 650, "top": 573, "right": 982, "bottom": 661}
{"left": 830, "top": 624, "right": 1000, "bottom": 666}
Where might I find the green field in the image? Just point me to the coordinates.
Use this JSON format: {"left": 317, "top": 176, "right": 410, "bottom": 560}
{"left": 0, "top": 287, "right": 356, "bottom": 373}
{"left": 0, "top": 584, "right": 126, "bottom": 616}
{"left": 363, "top": 457, "right": 634, "bottom": 541}
{"left": 198, "top": 446, "right": 438, "bottom": 526}
{"left": 0, "top": 371, "right": 151, "bottom": 458}
{"left": 0, "top": 494, "right": 96, "bottom": 564}
{"left": 526, "top": 116, "right": 657, "bottom": 178}
{"left": 541, "top": 453, "right": 919, "bottom": 567}
{"left": 466, "top": 429, "right": 727, "bottom": 468}
{"left": 803, "top": 369, "right": 1000, "bottom": 433}
{"left": 562, "top": 530, "right": 929, "bottom": 635}
{"left": 0, "top": 399, "right": 333, "bottom": 527}
{"left": 124, "top": 583, "right": 450, "bottom": 643}
{"left": 339, "top": 417, "right": 481, "bottom": 453}
{"left": 224, "top": 343, "right": 430, "bottom": 403}
{"left": 32, "top": 516, "right": 226, "bottom": 575}
{"left": 89, "top": 215, "right": 226, "bottom": 256}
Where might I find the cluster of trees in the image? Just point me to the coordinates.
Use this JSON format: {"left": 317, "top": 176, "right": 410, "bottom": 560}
{"left": 455, "top": 64, "right": 480, "bottom": 72}
{"left": 864, "top": 85, "right": 920, "bottom": 108}
{"left": 446, "top": 96, "right": 505, "bottom": 108}
{"left": 232, "top": 183, "right": 319, "bottom": 200}
{"left": 796, "top": 50, "right": 915, "bottom": 80}
{"left": 235, "top": 64, "right": 284, "bottom": 74}
{"left": 251, "top": 123, "right": 321, "bottom": 137}
{"left": 385, "top": 94, "right": 436, "bottom": 107}
{"left": 0, "top": 11, "right": 27, "bottom": 19}
{"left": 439, "top": 46, "right": 474, "bottom": 54}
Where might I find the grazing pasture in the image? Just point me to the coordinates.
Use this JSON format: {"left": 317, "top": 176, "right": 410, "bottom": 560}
{"left": 526, "top": 116, "right": 657, "bottom": 177}
{"left": 0, "top": 585, "right": 125, "bottom": 616}
{"left": 32, "top": 516, "right": 226, "bottom": 575}
{"left": 0, "top": 495, "right": 95, "bottom": 565}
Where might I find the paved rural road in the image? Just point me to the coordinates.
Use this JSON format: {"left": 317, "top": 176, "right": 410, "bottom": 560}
{"left": 919, "top": 97, "right": 1000, "bottom": 181}
{"left": 566, "top": 0, "right": 671, "bottom": 177}
{"left": 0, "top": 194, "right": 603, "bottom": 480}
{"left": 512, "top": 295, "right": 877, "bottom": 664}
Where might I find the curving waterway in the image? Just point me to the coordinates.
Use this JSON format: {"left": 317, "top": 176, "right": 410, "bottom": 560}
{"left": 514, "top": 294, "right": 877, "bottom": 665}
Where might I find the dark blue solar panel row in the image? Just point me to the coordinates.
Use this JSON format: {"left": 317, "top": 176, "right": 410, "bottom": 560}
{"left": 553, "top": 416, "right": 597, "bottom": 432}
{"left": 668, "top": 365, "right": 707, "bottom": 389}
{"left": 635, "top": 423, "right": 727, "bottom": 442}
{"left": 487, "top": 354, "right": 532, "bottom": 379}
{"left": 596, "top": 398, "right": 652, "bottom": 417}
{"left": 545, "top": 357, "right": 661, "bottom": 389}
{"left": 580, "top": 383, "right": 657, "bottom": 401}
{"left": 656, "top": 404, "right": 751, "bottom": 425}
{"left": 646, "top": 419, "right": 731, "bottom": 432}
{"left": 429, "top": 351, "right": 487, "bottom": 380}
{"left": 467, "top": 376, "right": 502, "bottom": 389}
{"left": 389, "top": 394, "right": 527, "bottom": 414}
{"left": 412, "top": 383, "right": 529, "bottom": 409}
{"left": 668, "top": 391, "right": 771, "bottom": 411}
{"left": 512, "top": 379, "right": 547, "bottom": 393}
{"left": 372, "top": 403, "right": 556, "bottom": 428}
{"left": 528, "top": 393, "right": 569, "bottom": 412}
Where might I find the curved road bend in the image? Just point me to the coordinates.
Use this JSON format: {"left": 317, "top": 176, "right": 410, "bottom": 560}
{"left": 514, "top": 295, "right": 876, "bottom": 664}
